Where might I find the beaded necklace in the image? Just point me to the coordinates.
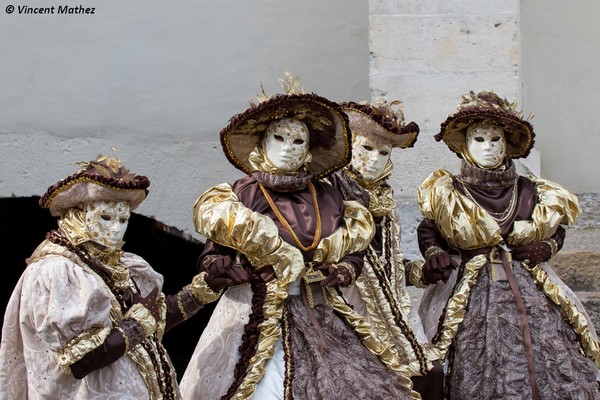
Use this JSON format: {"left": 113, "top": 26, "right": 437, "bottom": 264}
{"left": 458, "top": 179, "right": 519, "bottom": 224}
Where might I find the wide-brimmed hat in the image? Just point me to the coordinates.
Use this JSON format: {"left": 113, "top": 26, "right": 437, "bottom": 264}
{"left": 220, "top": 75, "right": 351, "bottom": 180}
{"left": 341, "top": 100, "right": 419, "bottom": 148}
{"left": 435, "top": 91, "right": 535, "bottom": 159}
{"left": 40, "top": 155, "right": 150, "bottom": 217}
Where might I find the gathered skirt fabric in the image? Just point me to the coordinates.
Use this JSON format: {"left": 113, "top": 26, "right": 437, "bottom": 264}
{"left": 286, "top": 295, "right": 415, "bottom": 400}
{"left": 449, "top": 263, "right": 600, "bottom": 400}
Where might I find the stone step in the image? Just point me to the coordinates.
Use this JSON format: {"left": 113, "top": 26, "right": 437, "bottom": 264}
{"left": 575, "top": 291, "right": 600, "bottom": 331}
{"left": 550, "top": 251, "right": 600, "bottom": 292}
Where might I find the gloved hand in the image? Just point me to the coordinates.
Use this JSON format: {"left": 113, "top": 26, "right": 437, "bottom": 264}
{"left": 318, "top": 263, "right": 354, "bottom": 288}
{"left": 511, "top": 241, "right": 553, "bottom": 267}
{"left": 132, "top": 287, "right": 161, "bottom": 322}
{"left": 423, "top": 250, "right": 458, "bottom": 284}
{"left": 203, "top": 255, "right": 249, "bottom": 291}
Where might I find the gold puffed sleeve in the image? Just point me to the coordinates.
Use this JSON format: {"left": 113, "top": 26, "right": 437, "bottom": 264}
{"left": 193, "top": 184, "right": 305, "bottom": 285}
{"left": 312, "top": 200, "right": 375, "bottom": 265}
{"left": 508, "top": 177, "right": 580, "bottom": 246}
{"left": 417, "top": 169, "right": 503, "bottom": 250}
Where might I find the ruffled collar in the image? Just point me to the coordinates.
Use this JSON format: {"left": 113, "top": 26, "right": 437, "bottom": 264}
{"left": 342, "top": 168, "right": 396, "bottom": 217}
{"left": 458, "top": 159, "right": 518, "bottom": 189}
{"left": 251, "top": 170, "right": 312, "bottom": 192}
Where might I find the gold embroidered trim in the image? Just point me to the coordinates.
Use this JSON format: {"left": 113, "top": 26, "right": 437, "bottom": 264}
{"left": 324, "top": 288, "right": 421, "bottom": 397}
{"left": 189, "top": 271, "right": 223, "bottom": 304}
{"left": 432, "top": 255, "right": 487, "bottom": 360}
{"left": 424, "top": 245, "right": 445, "bottom": 260}
{"left": 57, "top": 326, "right": 112, "bottom": 374}
{"left": 176, "top": 291, "right": 188, "bottom": 320}
{"left": 125, "top": 303, "right": 156, "bottom": 338}
{"left": 115, "top": 326, "right": 130, "bottom": 352}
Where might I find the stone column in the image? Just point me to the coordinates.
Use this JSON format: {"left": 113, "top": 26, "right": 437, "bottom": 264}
{"left": 369, "top": 0, "right": 522, "bottom": 257}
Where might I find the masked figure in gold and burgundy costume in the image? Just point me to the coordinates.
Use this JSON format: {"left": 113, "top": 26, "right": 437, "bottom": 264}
{"left": 415, "top": 91, "right": 600, "bottom": 399}
{"left": 180, "top": 75, "right": 421, "bottom": 400}
{"left": 328, "top": 100, "right": 444, "bottom": 399}
{"left": 0, "top": 156, "right": 236, "bottom": 400}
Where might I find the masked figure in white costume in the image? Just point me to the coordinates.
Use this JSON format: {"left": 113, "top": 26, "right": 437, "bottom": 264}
{"left": 415, "top": 91, "right": 600, "bottom": 399}
{"left": 180, "top": 74, "right": 420, "bottom": 400}
{"left": 327, "top": 100, "right": 444, "bottom": 399}
{"left": 0, "top": 156, "right": 235, "bottom": 400}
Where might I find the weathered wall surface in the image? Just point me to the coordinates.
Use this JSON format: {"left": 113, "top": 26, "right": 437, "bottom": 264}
{"left": 0, "top": 0, "right": 369, "bottom": 239}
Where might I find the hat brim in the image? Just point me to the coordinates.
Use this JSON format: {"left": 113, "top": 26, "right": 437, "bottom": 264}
{"left": 343, "top": 108, "right": 418, "bottom": 149}
{"left": 437, "top": 109, "right": 535, "bottom": 159}
{"left": 221, "top": 93, "right": 351, "bottom": 180}
{"left": 41, "top": 174, "right": 150, "bottom": 216}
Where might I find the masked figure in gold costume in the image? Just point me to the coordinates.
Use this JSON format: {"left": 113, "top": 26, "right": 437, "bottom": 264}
{"left": 0, "top": 156, "right": 235, "bottom": 400}
{"left": 328, "top": 100, "right": 444, "bottom": 400}
{"left": 416, "top": 91, "right": 600, "bottom": 399}
{"left": 180, "top": 75, "right": 421, "bottom": 400}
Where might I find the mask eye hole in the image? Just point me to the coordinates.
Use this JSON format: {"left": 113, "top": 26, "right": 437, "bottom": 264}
{"left": 274, "top": 135, "right": 284, "bottom": 142}
{"left": 380, "top": 150, "right": 389, "bottom": 156}
{"left": 474, "top": 137, "right": 485, "bottom": 143}
{"left": 363, "top": 145, "right": 373, "bottom": 151}
{"left": 119, "top": 218, "right": 129, "bottom": 224}
{"left": 491, "top": 136, "right": 501, "bottom": 142}
{"left": 293, "top": 139, "right": 304, "bottom": 145}
{"left": 100, "top": 214, "right": 112, "bottom": 221}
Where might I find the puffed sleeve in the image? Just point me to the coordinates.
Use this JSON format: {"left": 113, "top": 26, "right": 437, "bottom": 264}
{"left": 21, "top": 256, "right": 116, "bottom": 375}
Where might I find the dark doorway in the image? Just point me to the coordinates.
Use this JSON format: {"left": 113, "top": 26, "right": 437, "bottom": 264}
{"left": 0, "top": 196, "right": 215, "bottom": 379}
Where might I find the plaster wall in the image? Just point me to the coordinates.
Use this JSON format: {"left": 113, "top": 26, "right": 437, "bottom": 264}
{"left": 521, "top": 0, "right": 600, "bottom": 193}
{"left": 0, "top": 0, "right": 369, "bottom": 239}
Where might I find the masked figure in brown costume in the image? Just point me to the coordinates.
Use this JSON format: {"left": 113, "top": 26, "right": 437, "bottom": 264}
{"left": 180, "top": 73, "right": 420, "bottom": 400}
{"left": 415, "top": 91, "right": 600, "bottom": 399}
{"left": 327, "top": 100, "right": 444, "bottom": 399}
{"left": 0, "top": 155, "right": 237, "bottom": 399}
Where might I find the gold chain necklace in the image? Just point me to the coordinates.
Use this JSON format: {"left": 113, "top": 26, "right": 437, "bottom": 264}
{"left": 460, "top": 180, "right": 519, "bottom": 224}
{"left": 259, "top": 181, "right": 322, "bottom": 252}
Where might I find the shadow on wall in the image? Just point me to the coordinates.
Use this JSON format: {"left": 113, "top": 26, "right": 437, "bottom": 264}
{"left": 0, "top": 196, "right": 215, "bottom": 379}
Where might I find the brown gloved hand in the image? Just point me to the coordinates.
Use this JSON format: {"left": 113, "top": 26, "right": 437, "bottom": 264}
{"left": 423, "top": 250, "right": 458, "bottom": 284}
{"left": 258, "top": 265, "right": 276, "bottom": 283}
{"left": 203, "top": 255, "right": 249, "bottom": 291}
{"left": 318, "top": 263, "right": 355, "bottom": 288}
{"left": 511, "top": 241, "right": 554, "bottom": 267}
{"left": 132, "top": 287, "right": 161, "bottom": 322}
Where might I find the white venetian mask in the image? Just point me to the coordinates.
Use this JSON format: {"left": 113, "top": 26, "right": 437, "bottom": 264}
{"left": 466, "top": 122, "right": 507, "bottom": 169}
{"left": 263, "top": 118, "right": 310, "bottom": 173}
{"left": 351, "top": 135, "right": 392, "bottom": 181}
{"left": 84, "top": 200, "right": 130, "bottom": 250}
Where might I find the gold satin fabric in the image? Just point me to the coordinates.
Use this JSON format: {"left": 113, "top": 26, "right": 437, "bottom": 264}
{"left": 193, "top": 183, "right": 306, "bottom": 285}
{"left": 417, "top": 169, "right": 595, "bottom": 364}
{"left": 57, "top": 326, "right": 112, "bottom": 374}
{"left": 193, "top": 184, "right": 421, "bottom": 399}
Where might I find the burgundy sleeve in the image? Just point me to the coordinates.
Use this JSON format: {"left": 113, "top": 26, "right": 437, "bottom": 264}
{"left": 417, "top": 218, "right": 450, "bottom": 257}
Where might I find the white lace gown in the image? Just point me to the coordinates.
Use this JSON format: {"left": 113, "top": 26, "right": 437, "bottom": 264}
{"left": 0, "top": 251, "right": 177, "bottom": 400}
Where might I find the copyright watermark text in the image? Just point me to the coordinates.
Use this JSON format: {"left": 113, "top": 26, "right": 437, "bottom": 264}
{"left": 5, "top": 5, "right": 96, "bottom": 14}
